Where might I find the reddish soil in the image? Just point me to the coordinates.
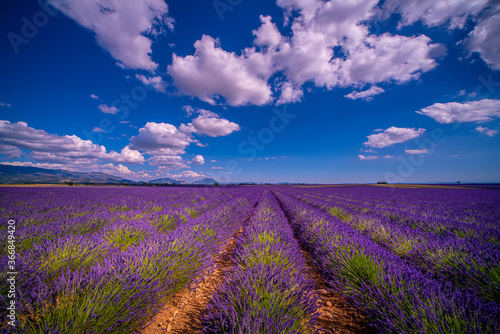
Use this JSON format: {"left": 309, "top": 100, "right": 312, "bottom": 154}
{"left": 141, "top": 228, "right": 243, "bottom": 334}
{"left": 299, "top": 247, "right": 376, "bottom": 334}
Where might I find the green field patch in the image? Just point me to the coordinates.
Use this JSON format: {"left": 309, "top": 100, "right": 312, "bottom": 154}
{"left": 327, "top": 207, "right": 352, "bottom": 222}
{"left": 105, "top": 228, "right": 146, "bottom": 251}
{"left": 252, "top": 231, "right": 281, "bottom": 246}
{"left": 240, "top": 246, "right": 292, "bottom": 273}
{"left": 152, "top": 215, "right": 178, "bottom": 233}
{"left": 109, "top": 204, "right": 132, "bottom": 212}
{"left": 39, "top": 243, "right": 107, "bottom": 277}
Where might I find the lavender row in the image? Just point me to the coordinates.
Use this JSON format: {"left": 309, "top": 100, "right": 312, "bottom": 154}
{"left": 284, "top": 187, "right": 500, "bottom": 302}
{"left": 0, "top": 186, "right": 239, "bottom": 256}
{"left": 201, "top": 191, "right": 319, "bottom": 334}
{"left": 273, "top": 190, "right": 500, "bottom": 333}
{"left": 0, "top": 187, "right": 259, "bottom": 333}
{"left": 298, "top": 186, "right": 500, "bottom": 237}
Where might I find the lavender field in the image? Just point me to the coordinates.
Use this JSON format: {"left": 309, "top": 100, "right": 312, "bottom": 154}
{"left": 1, "top": 185, "right": 500, "bottom": 334}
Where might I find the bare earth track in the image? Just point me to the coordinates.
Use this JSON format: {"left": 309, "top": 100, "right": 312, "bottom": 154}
{"left": 141, "top": 227, "right": 244, "bottom": 334}
{"left": 299, "top": 246, "right": 376, "bottom": 334}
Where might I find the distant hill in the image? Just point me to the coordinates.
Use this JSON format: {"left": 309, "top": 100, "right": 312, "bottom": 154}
{"left": 192, "top": 177, "right": 218, "bottom": 185}
{"left": 148, "top": 178, "right": 186, "bottom": 185}
{"left": 0, "top": 165, "right": 132, "bottom": 184}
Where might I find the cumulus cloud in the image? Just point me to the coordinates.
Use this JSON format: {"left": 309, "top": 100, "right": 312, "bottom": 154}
{"left": 211, "top": 166, "right": 224, "bottom": 170}
{"left": 466, "top": 4, "right": 500, "bottom": 71}
{"left": 0, "top": 120, "right": 144, "bottom": 165}
{"left": 98, "top": 104, "right": 119, "bottom": 115}
{"left": 0, "top": 102, "right": 12, "bottom": 108}
{"left": 276, "top": 81, "right": 304, "bottom": 105}
{"left": 476, "top": 126, "right": 498, "bottom": 137}
{"left": 49, "top": 0, "right": 172, "bottom": 71}
{"left": 106, "top": 146, "right": 145, "bottom": 164}
{"left": 336, "top": 34, "right": 445, "bottom": 86}
{"left": 190, "top": 110, "right": 240, "bottom": 137}
{"left": 171, "top": 170, "right": 204, "bottom": 179}
{"left": 130, "top": 122, "right": 194, "bottom": 156}
{"left": 417, "top": 99, "right": 500, "bottom": 124}
{"left": 0, "top": 161, "right": 67, "bottom": 170}
{"left": 382, "top": 0, "right": 489, "bottom": 29}
{"left": 358, "top": 155, "right": 379, "bottom": 160}
{"left": 345, "top": 85, "right": 385, "bottom": 101}
{"left": 168, "top": 35, "right": 273, "bottom": 106}
{"left": 168, "top": 2, "right": 445, "bottom": 107}
{"left": 135, "top": 74, "right": 167, "bottom": 93}
{"left": 90, "top": 94, "right": 99, "bottom": 100}
{"left": 364, "top": 126, "right": 426, "bottom": 148}
{"left": 100, "top": 163, "right": 133, "bottom": 176}
{"left": 382, "top": 0, "right": 498, "bottom": 71}
{"left": 0, "top": 144, "right": 22, "bottom": 159}
{"left": 189, "top": 155, "right": 205, "bottom": 165}
{"left": 253, "top": 15, "right": 283, "bottom": 48}
{"left": 149, "top": 155, "right": 189, "bottom": 171}
{"left": 405, "top": 149, "right": 429, "bottom": 154}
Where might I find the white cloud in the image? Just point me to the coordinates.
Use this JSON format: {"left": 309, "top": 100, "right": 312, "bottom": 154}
{"left": 90, "top": 94, "right": 99, "bottom": 100}
{"left": 0, "top": 102, "right": 12, "bottom": 108}
{"left": 211, "top": 160, "right": 216, "bottom": 163}
{"left": 49, "top": 0, "right": 172, "bottom": 71}
{"left": 358, "top": 155, "right": 379, "bottom": 160}
{"left": 171, "top": 170, "right": 204, "bottom": 179}
{"left": 276, "top": 81, "right": 304, "bottom": 105}
{"left": 476, "top": 126, "right": 498, "bottom": 137}
{"left": 182, "top": 105, "right": 196, "bottom": 116}
{"left": 99, "top": 163, "right": 154, "bottom": 180}
{"left": 189, "top": 155, "right": 205, "bottom": 165}
{"left": 196, "top": 143, "right": 208, "bottom": 148}
{"left": 211, "top": 166, "right": 224, "bottom": 170}
{"left": 253, "top": 15, "right": 283, "bottom": 48}
{"left": 364, "top": 126, "right": 426, "bottom": 148}
{"left": 417, "top": 99, "right": 500, "bottom": 124}
{"left": 383, "top": 155, "right": 396, "bottom": 159}
{"left": 106, "top": 146, "right": 145, "bottom": 164}
{"left": 190, "top": 111, "right": 240, "bottom": 137}
{"left": 345, "top": 86, "right": 385, "bottom": 101}
{"left": 135, "top": 74, "right": 167, "bottom": 93}
{"left": 405, "top": 149, "right": 429, "bottom": 154}
{"left": 98, "top": 104, "right": 119, "bottom": 115}
{"left": 167, "top": 1, "right": 445, "bottom": 107}
{"left": 149, "top": 155, "right": 188, "bottom": 171}
{"left": 100, "top": 163, "right": 133, "bottom": 176}
{"left": 0, "top": 144, "right": 22, "bottom": 159}
{"left": 130, "top": 122, "right": 193, "bottom": 156}
{"left": 382, "top": 0, "right": 489, "bottom": 29}
{"left": 93, "top": 127, "right": 106, "bottom": 133}
{"left": 466, "top": 4, "right": 500, "bottom": 71}
{"left": 0, "top": 161, "right": 67, "bottom": 170}
{"left": 382, "top": 0, "right": 498, "bottom": 71}
{"left": 336, "top": 33, "right": 445, "bottom": 86}
{"left": 0, "top": 120, "right": 144, "bottom": 166}
{"left": 168, "top": 35, "right": 273, "bottom": 106}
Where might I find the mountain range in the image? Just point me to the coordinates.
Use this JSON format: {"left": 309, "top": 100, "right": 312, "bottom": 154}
{"left": 0, "top": 165, "right": 219, "bottom": 185}
{"left": 0, "top": 165, "right": 132, "bottom": 184}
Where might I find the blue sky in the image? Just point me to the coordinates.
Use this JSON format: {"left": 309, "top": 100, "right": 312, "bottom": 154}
{"left": 1, "top": 0, "right": 499, "bottom": 183}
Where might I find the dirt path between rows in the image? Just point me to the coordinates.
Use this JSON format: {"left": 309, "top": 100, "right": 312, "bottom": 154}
{"left": 299, "top": 246, "right": 376, "bottom": 334}
{"left": 272, "top": 191, "right": 375, "bottom": 334}
{"left": 141, "top": 227, "right": 243, "bottom": 334}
